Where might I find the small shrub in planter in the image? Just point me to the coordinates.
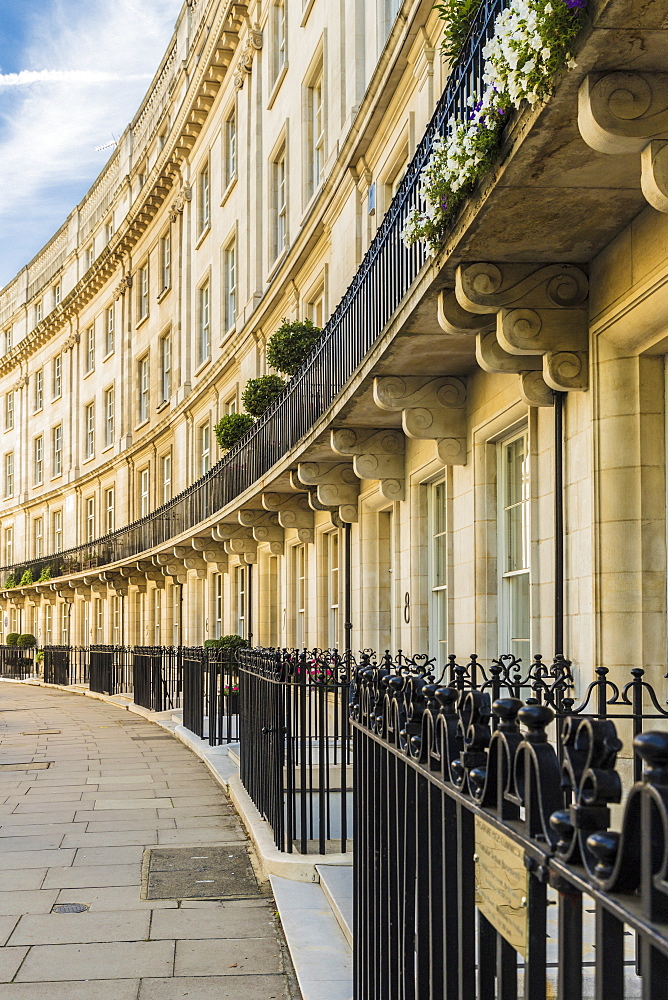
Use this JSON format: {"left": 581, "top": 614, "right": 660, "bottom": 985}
{"left": 19, "top": 569, "right": 34, "bottom": 586}
{"left": 204, "top": 635, "right": 249, "bottom": 652}
{"left": 37, "top": 566, "right": 52, "bottom": 583}
{"left": 17, "top": 634, "right": 37, "bottom": 648}
{"left": 214, "top": 412, "right": 255, "bottom": 451}
{"left": 4, "top": 575, "right": 16, "bottom": 589}
{"left": 5, "top": 633, "right": 19, "bottom": 646}
{"left": 265, "top": 318, "right": 322, "bottom": 377}
{"left": 241, "top": 375, "right": 287, "bottom": 417}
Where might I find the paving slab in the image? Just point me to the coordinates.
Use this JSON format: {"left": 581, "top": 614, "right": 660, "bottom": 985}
{"left": 9, "top": 911, "right": 150, "bottom": 945}
{"left": 73, "top": 846, "right": 144, "bottom": 865}
{"left": 0, "top": 835, "right": 64, "bottom": 852}
{"left": 55, "top": 886, "right": 178, "bottom": 911}
{"left": 42, "top": 863, "right": 140, "bottom": 889}
{"left": 0, "top": 890, "right": 60, "bottom": 915}
{"left": 0, "top": 871, "right": 47, "bottom": 892}
{"left": 0, "top": 916, "right": 19, "bottom": 946}
{"left": 0, "top": 948, "right": 28, "bottom": 983}
{"left": 15, "top": 941, "right": 175, "bottom": 981}
{"left": 138, "top": 975, "right": 291, "bottom": 999}
{"left": 62, "top": 831, "right": 160, "bottom": 849}
{"left": 0, "top": 849, "right": 74, "bottom": 870}
{"left": 0, "top": 979, "right": 141, "bottom": 999}
{"left": 174, "top": 937, "right": 283, "bottom": 976}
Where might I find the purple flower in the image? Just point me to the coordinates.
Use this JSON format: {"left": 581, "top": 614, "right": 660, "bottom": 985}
{"left": 564, "top": 0, "right": 586, "bottom": 9}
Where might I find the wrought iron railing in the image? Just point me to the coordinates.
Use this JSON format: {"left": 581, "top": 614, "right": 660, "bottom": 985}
{"left": 0, "top": 0, "right": 509, "bottom": 586}
{"left": 181, "top": 646, "right": 239, "bottom": 745}
{"left": 43, "top": 645, "right": 88, "bottom": 685}
{"left": 133, "top": 646, "right": 182, "bottom": 713}
{"left": 88, "top": 645, "right": 133, "bottom": 696}
{"left": 0, "top": 645, "right": 38, "bottom": 679}
{"left": 351, "top": 656, "right": 668, "bottom": 1000}
{"left": 238, "top": 647, "right": 353, "bottom": 854}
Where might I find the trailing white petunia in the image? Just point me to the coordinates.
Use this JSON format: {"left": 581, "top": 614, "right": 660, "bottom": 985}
{"left": 402, "top": 0, "right": 586, "bottom": 252}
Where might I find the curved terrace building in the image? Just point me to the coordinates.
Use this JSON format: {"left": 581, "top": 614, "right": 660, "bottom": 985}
{"left": 1, "top": 0, "right": 668, "bottom": 702}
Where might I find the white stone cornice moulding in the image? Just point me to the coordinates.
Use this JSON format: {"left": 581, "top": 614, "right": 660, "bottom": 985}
{"left": 295, "top": 462, "right": 360, "bottom": 524}
{"left": 373, "top": 376, "right": 467, "bottom": 465}
{"left": 330, "top": 427, "right": 405, "bottom": 501}
{"left": 261, "top": 493, "right": 314, "bottom": 543}
{"left": 579, "top": 72, "right": 668, "bottom": 214}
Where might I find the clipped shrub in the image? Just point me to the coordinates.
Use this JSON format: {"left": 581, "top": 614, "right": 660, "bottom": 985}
{"left": 4, "top": 575, "right": 16, "bottom": 589}
{"left": 214, "top": 412, "right": 255, "bottom": 451}
{"left": 241, "top": 375, "right": 287, "bottom": 417}
{"left": 19, "top": 569, "right": 34, "bottom": 587}
{"left": 265, "top": 318, "right": 322, "bottom": 377}
{"left": 204, "top": 634, "right": 249, "bottom": 651}
{"left": 17, "top": 634, "right": 37, "bottom": 648}
{"left": 37, "top": 566, "right": 52, "bottom": 583}
{"left": 5, "top": 633, "right": 19, "bottom": 646}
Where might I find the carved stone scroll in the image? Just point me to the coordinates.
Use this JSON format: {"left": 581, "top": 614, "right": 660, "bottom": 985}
{"left": 437, "top": 289, "right": 495, "bottom": 336}
{"left": 373, "top": 376, "right": 467, "bottom": 465}
{"left": 262, "top": 493, "right": 314, "bottom": 542}
{"left": 455, "top": 263, "right": 589, "bottom": 392}
{"left": 238, "top": 510, "right": 280, "bottom": 528}
{"left": 330, "top": 428, "right": 405, "bottom": 501}
{"left": 212, "top": 524, "right": 253, "bottom": 543}
{"left": 295, "top": 463, "right": 360, "bottom": 523}
{"left": 579, "top": 72, "right": 668, "bottom": 213}
{"left": 224, "top": 537, "right": 258, "bottom": 558}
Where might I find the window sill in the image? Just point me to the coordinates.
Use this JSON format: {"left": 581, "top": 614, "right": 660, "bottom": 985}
{"left": 33, "top": 406, "right": 43, "bottom": 415}
{"left": 102, "top": 352, "right": 114, "bottom": 363}
{"left": 221, "top": 176, "right": 237, "bottom": 206}
{"left": 135, "top": 419, "right": 150, "bottom": 431}
{"left": 301, "top": 185, "right": 323, "bottom": 226}
{"left": 267, "top": 63, "right": 288, "bottom": 110}
{"left": 194, "top": 358, "right": 211, "bottom": 377}
{"left": 82, "top": 455, "right": 95, "bottom": 465}
{"left": 136, "top": 313, "right": 149, "bottom": 330}
{"left": 157, "top": 286, "right": 171, "bottom": 304}
{"left": 83, "top": 368, "right": 95, "bottom": 380}
{"left": 51, "top": 393, "right": 62, "bottom": 402}
{"left": 156, "top": 399, "right": 170, "bottom": 413}
{"left": 50, "top": 473, "right": 62, "bottom": 481}
{"left": 195, "top": 225, "right": 210, "bottom": 250}
{"left": 101, "top": 443, "right": 114, "bottom": 454}
{"left": 300, "top": 0, "right": 316, "bottom": 25}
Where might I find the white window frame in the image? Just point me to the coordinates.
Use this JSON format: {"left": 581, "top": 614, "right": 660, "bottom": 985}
{"left": 4, "top": 452, "right": 14, "bottom": 497}
{"left": 497, "top": 427, "right": 531, "bottom": 662}
{"left": 198, "top": 281, "right": 211, "bottom": 366}
{"left": 34, "top": 517, "right": 43, "bottom": 559}
{"left": 160, "top": 231, "right": 171, "bottom": 292}
{"left": 236, "top": 565, "right": 247, "bottom": 638}
{"left": 160, "top": 332, "right": 171, "bottom": 402}
{"left": 85, "top": 402, "right": 95, "bottom": 459}
{"left": 137, "top": 263, "right": 149, "bottom": 321}
{"left": 105, "top": 306, "right": 114, "bottom": 356}
{"left": 33, "top": 435, "right": 43, "bottom": 486}
{"left": 5, "top": 391, "right": 13, "bottom": 431}
{"left": 225, "top": 107, "right": 237, "bottom": 188}
{"left": 138, "top": 355, "right": 149, "bottom": 424}
{"left": 199, "top": 161, "right": 211, "bottom": 234}
{"left": 428, "top": 480, "right": 448, "bottom": 663}
{"left": 104, "top": 386, "right": 115, "bottom": 449}
{"left": 52, "top": 424, "right": 63, "bottom": 477}
{"left": 272, "top": 146, "right": 287, "bottom": 261}
{"left": 161, "top": 451, "right": 172, "bottom": 504}
{"left": 105, "top": 487, "right": 115, "bottom": 533}
{"left": 214, "top": 573, "right": 223, "bottom": 638}
{"left": 293, "top": 544, "right": 306, "bottom": 648}
{"left": 52, "top": 511, "right": 62, "bottom": 553}
{"left": 34, "top": 369, "right": 43, "bottom": 411}
{"left": 85, "top": 325, "right": 95, "bottom": 374}
{"left": 86, "top": 496, "right": 96, "bottom": 543}
{"left": 271, "top": 0, "right": 287, "bottom": 84}
{"left": 5, "top": 526, "right": 13, "bottom": 565}
{"left": 139, "top": 467, "right": 150, "bottom": 517}
{"left": 199, "top": 422, "right": 211, "bottom": 475}
{"left": 52, "top": 354, "right": 62, "bottom": 398}
{"left": 224, "top": 242, "right": 236, "bottom": 332}
{"left": 325, "top": 530, "right": 339, "bottom": 648}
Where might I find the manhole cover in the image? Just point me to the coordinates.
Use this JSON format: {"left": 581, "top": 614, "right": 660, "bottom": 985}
{"left": 142, "top": 846, "right": 269, "bottom": 901}
{"left": 52, "top": 903, "right": 89, "bottom": 914}
{"left": 0, "top": 762, "right": 52, "bottom": 771}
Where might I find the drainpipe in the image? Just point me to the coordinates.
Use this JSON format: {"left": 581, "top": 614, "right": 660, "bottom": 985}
{"left": 554, "top": 392, "right": 564, "bottom": 656}
{"left": 247, "top": 565, "right": 253, "bottom": 646}
{"left": 344, "top": 524, "right": 352, "bottom": 657}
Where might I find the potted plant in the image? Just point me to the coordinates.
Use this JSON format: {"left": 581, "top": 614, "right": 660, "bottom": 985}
{"left": 241, "top": 375, "right": 286, "bottom": 417}
{"left": 214, "top": 412, "right": 255, "bottom": 451}
{"left": 266, "top": 318, "right": 322, "bottom": 377}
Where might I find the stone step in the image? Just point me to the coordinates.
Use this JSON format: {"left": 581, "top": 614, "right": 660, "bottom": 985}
{"left": 269, "top": 874, "right": 352, "bottom": 1000}
{"left": 316, "top": 864, "right": 353, "bottom": 948}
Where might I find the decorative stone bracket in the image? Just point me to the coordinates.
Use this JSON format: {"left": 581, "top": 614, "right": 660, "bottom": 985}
{"left": 373, "top": 376, "right": 467, "bottom": 465}
{"left": 262, "top": 493, "right": 314, "bottom": 543}
{"left": 237, "top": 510, "right": 284, "bottom": 554}
{"left": 437, "top": 262, "right": 590, "bottom": 403}
{"left": 295, "top": 463, "right": 360, "bottom": 523}
{"left": 578, "top": 72, "right": 668, "bottom": 213}
{"left": 330, "top": 428, "right": 405, "bottom": 501}
{"left": 191, "top": 538, "right": 228, "bottom": 572}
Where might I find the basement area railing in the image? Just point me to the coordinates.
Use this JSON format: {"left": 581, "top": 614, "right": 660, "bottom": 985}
{"left": 0, "top": 0, "right": 509, "bottom": 586}
{"left": 351, "top": 653, "right": 668, "bottom": 999}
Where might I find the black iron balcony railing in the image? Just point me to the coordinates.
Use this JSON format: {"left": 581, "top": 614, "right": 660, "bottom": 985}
{"left": 0, "top": 0, "right": 510, "bottom": 586}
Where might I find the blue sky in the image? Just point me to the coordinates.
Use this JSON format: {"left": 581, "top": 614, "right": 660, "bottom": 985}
{"left": 0, "top": 0, "right": 183, "bottom": 288}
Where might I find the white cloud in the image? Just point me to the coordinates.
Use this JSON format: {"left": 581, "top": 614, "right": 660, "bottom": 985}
{"left": 0, "top": 70, "right": 153, "bottom": 87}
{"left": 0, "top": 0, "right": 183, "bottom": 287}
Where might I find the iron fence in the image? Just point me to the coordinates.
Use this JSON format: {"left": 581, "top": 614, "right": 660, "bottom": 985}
{"left": 133, "top": 646, "right": 182, "bottom": 713}
{"left": 42, "top": 645, "right": 88, "bottom": 685}
{"left": 181, "top": 646, "right": 239, "bottom": 746}
{"left": 351, "top": 656, "right": 668, "bottom": 1000}
{"left": 0, "top": 645, "right": 38, "bottom": 678}
{"left": 89, "top": 645, "right": 133, "bottom": 696}
{"left": 238, "top": 648, "right": 353, "bottom": 854}
{"left": 0, "top": 0, "right": 510, "bottom": 587}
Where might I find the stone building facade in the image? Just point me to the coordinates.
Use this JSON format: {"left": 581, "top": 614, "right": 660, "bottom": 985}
{"left": 1, "top": 0, "right": 667, "bottom": 706}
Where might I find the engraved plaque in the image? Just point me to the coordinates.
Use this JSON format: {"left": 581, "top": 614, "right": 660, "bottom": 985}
{"left": 474, "top": 816, "right": 528, "bottom": 956}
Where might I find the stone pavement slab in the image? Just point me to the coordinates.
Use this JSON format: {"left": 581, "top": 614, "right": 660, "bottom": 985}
{"left": 0, "top": 682, "right": 299, "bottom": 997}
{"left": 138, "top": 974, "right": 291, "bottom": 999}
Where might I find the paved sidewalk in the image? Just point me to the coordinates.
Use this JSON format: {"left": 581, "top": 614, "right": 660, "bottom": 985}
{"left": 0, "top": 681, "right": 299, "bottom": 999}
